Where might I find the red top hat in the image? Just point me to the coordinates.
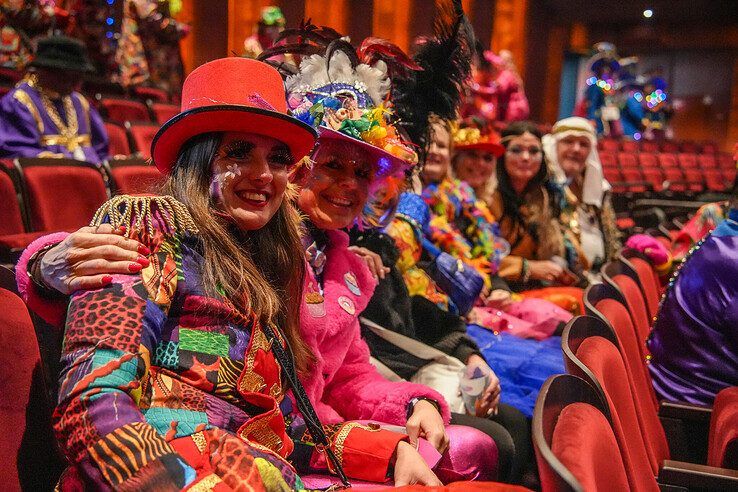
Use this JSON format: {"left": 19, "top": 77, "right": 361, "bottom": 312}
{"left": 151, "top": 57, "right": 317, "bottom": 174}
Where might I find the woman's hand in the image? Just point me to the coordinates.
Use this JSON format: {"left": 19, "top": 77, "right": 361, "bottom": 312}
{"left": 467, "top": 355, "right": 501, "bottom": 417}
{"left": 347, "top": 245, "right": 390, "bottom": 279}
{"left": 485, "top": 289, "right": 513, "bottom": 309}
{"left": 392, "top": 441, "right": 443, "bottom": 487}
{"left": 38, "top": 225, "right": 149, "bottom": 295}
{"left": 406, "top": 399, "right": 449, "bottom": 454}
{"left": 528, "top": 260, "right": 563, "bottom": 282}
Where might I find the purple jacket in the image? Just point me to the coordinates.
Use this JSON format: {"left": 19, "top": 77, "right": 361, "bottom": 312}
{"left": 649, "top": 208, "right": 738, "bottom": 405}
{"left": 0, "top": 82, "right": 109, "bottom": 164}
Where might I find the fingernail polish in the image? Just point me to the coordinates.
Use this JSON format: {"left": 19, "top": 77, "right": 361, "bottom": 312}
{"left": 136, "top": 255, "right": 150, "bottom": 267}
{"left": 118, "top": 225, "right": 126, "bottom": 234}
{"left": 102, "top": 275, "right": 113, "bottom": 285}
{"left": 128, "top": 262, "right": 143, "bottom": 273}
{"left": 137, "top": 244, "right": 150, "bottom": 255}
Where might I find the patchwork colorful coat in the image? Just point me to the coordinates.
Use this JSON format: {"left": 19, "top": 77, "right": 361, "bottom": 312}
{"left": 40, "top": 201, "right": 406, "bottom": 490}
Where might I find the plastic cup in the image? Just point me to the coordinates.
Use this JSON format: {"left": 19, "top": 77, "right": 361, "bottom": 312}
{"left": 459, "top": 364, "right": 491, "bottom": 415}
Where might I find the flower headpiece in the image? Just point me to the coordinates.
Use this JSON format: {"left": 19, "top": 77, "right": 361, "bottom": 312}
{"left": 259, "top": 27, "right": 422, "bottom": 227}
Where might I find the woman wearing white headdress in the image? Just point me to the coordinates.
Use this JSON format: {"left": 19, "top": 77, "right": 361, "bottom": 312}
{"left": 542, "top": 117, "right": 621, "bottom": 271}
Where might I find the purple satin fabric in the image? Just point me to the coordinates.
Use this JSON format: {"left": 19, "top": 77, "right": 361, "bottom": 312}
{"left": 434, "top": 424, "right": 499, "bottom": 483}
{"left": 648, "top": 214, "right": 738, "bottom": 406}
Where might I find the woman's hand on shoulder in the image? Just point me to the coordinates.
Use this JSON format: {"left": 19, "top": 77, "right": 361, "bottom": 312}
{"left": 39, "top": 224, "right": 149, "bottom": 294}
{"left": 348, "top": 245, "right": 390, "bottom": 279}
{"left": 392, "top": 440, "right": 442, "bottom": 487}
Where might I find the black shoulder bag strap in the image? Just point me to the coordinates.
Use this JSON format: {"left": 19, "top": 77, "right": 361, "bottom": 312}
{"left": 262, "top": 323, "right": 352, "bottom": 489}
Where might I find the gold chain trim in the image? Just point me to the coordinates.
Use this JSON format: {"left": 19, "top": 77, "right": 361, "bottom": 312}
{"left": 12, "top": 89, "right": 44, "bottom": 133}
{"left": 90, "top": 195, "right": 199, "bottom": 239}
{"left": 38, "top": 90, "right": 79, "bottom": 139}
{"left": 191, "top": 431, "right": 208, "bottom": 453}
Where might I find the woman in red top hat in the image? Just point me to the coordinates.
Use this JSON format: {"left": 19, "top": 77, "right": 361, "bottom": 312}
{"left": 23, "top": 57, "right": 436, "bottom": 490}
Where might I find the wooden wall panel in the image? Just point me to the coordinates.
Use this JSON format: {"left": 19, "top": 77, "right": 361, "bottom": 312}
{"left": 372, "top": 0, "right": 412, "bottom": 52}
{"left": 490, "top": 0, "right": 528, "bottom": 80}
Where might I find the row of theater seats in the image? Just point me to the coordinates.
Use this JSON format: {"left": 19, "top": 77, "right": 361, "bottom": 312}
{"left": 533, "top": 251, "right": 738, "bottom": 491}
{"left": 598, "top": 137, "right": 721, "bottom": 156}
{"left": 0, "top": 157, "right": 162, "bottom": 261}
{"left": 601, "top": 150, "right": 735, "bottom": 194}
{"left": 1, "top": 247, "right": 736, "bottom": 490}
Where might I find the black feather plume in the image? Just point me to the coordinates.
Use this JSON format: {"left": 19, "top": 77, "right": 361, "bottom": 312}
{"left": 392, "top": 0, "right": 476, "bottom": 156}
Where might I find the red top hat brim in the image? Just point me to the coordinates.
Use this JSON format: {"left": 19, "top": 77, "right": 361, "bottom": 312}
{"left": 317, "top": 127, "right": 413, "bottom": 178}
{"left": 151, "top": 105, "right": 317, "bottom": 174}
{"left": 454, "top": 141, "right": 505, "bottom": 158}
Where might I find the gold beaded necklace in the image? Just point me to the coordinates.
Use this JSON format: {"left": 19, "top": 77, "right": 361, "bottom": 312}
{"left": 38, "top": 90, "right": 78, "bottom": 138}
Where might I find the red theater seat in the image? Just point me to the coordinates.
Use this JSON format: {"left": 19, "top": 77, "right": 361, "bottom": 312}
{"left": 620, "top": 140, "right": 639, "bottom": 153}
{"left": 661, "top": 141, "right": 679, "bottom": 153}
{"left": 602, "top": 261, "right": 651, "bottom": 343}
{"left": 599, "top": 150, "right": 618, "bottom": 168}
{"left": 127, "top": 122, "right": 159, "bottom": 160}
{"left": 680, "top": 141, "right": 698, "bottom": 154}
{"left": 0, "top": 288, "right": 63, "bottom": 490}
{"left": 698, "top": 154, "right": 718, "bottom": 169}
{"left": 599, "top": 138, "right": 619, "bottom": 153}
{"left": 618, "top": 152, "right": 638, "bottom": 169}
{"left": 16, "top": 158, "right": 110, "bottom": 232}
{"left": 683, "top": 168, "right": 704, "bottom": 192}
{"left": 641, "top": 167, "right": 664, "bottom": 192}
{"left": 705, "top": 169, "right": 728, "bottom": 192}
{"left": 620, "top": 251, "right": 661, "bottom": 318}
{"left": 533, "top": 374, "right": 630, "bottom": 492}
{"left": 563, "top": 316, "right": 660, "bottom": 490}
{"left": 0, "top": 164, "right": 24, "bottom": 236}
{"left": 603, "top": 167, "right": 622, "bottom": 185}
{"left": 663, "top": 167, "right": 687, "bottom": 192}
{"left": 133, "top": 85, "right": 169, "bottom": 103}
{"left": 640, "top": 141, "right": 659, "bottom": 153}
{"left": 718, "top": 153, "right": 734, "bottom": 171}
{"left": 99, "top": 97, "right": 150, "bottom": 124}
{"left": 708, "top": 387, "right": 738, "bottom": 470}
{"left": 678, "top": 153, "right": 698, "bottom": 169}
{"left": 701, "top": 141, "right": 718, "bottom": 154}
{"left": 639, "top": 152, "right": 658, "bottom": 168}
{"left": 108, "top": 158, "right": 163, "bottom": 195}
{"left": 104, "top": 121, "right": 131, "bottom": 157}
{"left": 150, "top": 103, "right": 179, "bottom": 125}
{"left": 659, "top": 153, "right": 678, "bottom": 167}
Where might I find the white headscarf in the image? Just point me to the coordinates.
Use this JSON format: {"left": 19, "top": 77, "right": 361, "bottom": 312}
{"left": 542, "top": 116, "right": 610, "bottom": 208}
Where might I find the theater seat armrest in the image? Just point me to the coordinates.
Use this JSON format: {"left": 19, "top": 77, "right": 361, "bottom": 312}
{"left": 658, "top": 460, "right": 738, "bottom": 490}
{"left": 659, "top": 401, "right": 712, "bottom": 423}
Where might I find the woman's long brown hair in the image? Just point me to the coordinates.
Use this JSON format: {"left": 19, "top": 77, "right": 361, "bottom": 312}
{"left": 160, "top": 132, "right": 312, "bottom": 372}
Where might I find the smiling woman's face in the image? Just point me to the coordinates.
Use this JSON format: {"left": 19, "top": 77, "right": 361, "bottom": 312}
{"left": 297, "top": 138, "right": 374, "bottom": 230}
{"left": 210, "top": 132, "right": 294, "bottom": 231}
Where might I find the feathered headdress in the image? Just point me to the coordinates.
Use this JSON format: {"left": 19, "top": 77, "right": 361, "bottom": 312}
{"left": 391, "top": 0, "right": 476, "bottom": 159}
{"left": 258, "top": 24, "right": 422, "bottom": 228}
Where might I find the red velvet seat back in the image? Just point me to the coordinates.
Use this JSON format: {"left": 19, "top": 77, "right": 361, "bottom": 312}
{"left": 0, "top": 288, "right": 62, "bottom": 490}
{"left": 151, "top": 103, "right": 180, "bottom": 125}
{"left": 104, "top": 122, "right": 131, "bottom": 157}
{"left": 0, "top": 167, "right": 24, "bottom": 235}
{"left": 20, "top": 160, "right": 109, "bottom": 231}
{"left": 594, "top": 299, "right": 668, "bottom": 470}
{"left": 100, "top": 98, "right": 150, "bottom": 124}
{"left": 618, "top": 152, "right": 638, "bottom": 169}
{"left": 623, "top": 255, "right": 661, "bottom": 318}
{"left": 573, "top": 336, "right": 659, "bottom": 491}
{"left": 610, "top": 274, "right": 651, "bottom": 343}
{"left": 110, "top": 165, "right": 163, "bottom": 195}
{"left": 128, "top": 124, "right": 159, "bottom": 160}
{"left": 620, "top": 140, "right": 639, "bottom": 153}
{"left": 708, "top": 386, "right": 738, "bottom": 469}
{"left": 552, "top": 402, "right": 631, "bottom": 492}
